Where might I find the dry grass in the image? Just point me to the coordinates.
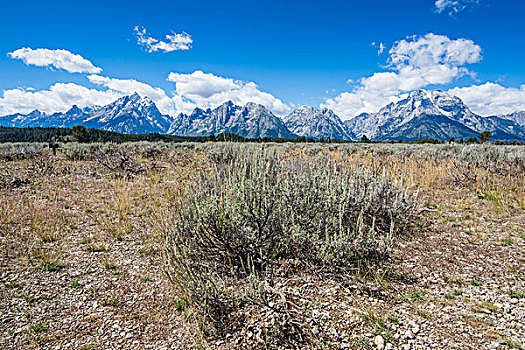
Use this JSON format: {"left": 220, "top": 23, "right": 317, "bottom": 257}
{"left": 0, "top": 142, "right": 523, "bottom": 349}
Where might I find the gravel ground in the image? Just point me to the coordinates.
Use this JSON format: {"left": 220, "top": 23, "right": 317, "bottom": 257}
{"left": 0, "top": 149, "right": 523, "bottom": 349}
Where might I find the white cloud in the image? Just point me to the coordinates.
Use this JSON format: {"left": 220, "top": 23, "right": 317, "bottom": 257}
{"left": 449, "top": 83, "right": 525, "bottom": 116}
{"left": 323, "top": 34, "right": 482, "bottom": 118}
{"left": 8, "top": 48, "right": 102, "bottom": 74}
{"left": 0, "top": 76, "right": 195, "bottom": 117}
{"left": 435, "top": 0, "right": 480, "bottom": 15}
{"left": 168, "top": 70, "right": 238, "bottom": 98}
{"left": 134, "top": 26, "right": 192, "bottom": 53}
{"left": 387, "top": 34, "right": 481, "bottom": 70}
{"left": 378, "top": 43, "right": 385, "bottom": 55}
{"left": 372, "top": 42, "right": 385, "bottom": 55}
{"left": 87, "top": 71, "right": 290, "bottom": 116}
{"left": 167, "top": 70, "right": 290, "bottom": 115}
{"left": 0, "top": 70, "right": 288, "bottom": 118}
{"left": 0, "top": 83, "right": 121, "bottom": 116}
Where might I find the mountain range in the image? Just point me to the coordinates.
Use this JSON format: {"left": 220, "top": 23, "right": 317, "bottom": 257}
{"left": 282, "top": 106, "right": 356, "bottom": 141}
{"left": 1, "top": 90, "right": 524, "bottom": 141}
{"left": 345, "top": 90, "right": 525, "bottom": 141}
{"left": 167, "top": 100, "right": 296, "bottom": 139}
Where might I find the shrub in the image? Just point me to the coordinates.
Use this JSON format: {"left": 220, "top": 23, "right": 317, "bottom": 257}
{"left": 165, "top": 146, "right": 417, "bottom": 338}
{"left": 0, "top": 143, "right": 47, "bottom": 161}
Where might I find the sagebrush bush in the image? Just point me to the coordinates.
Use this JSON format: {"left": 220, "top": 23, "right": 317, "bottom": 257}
{"left": 165, "top": 146, "right": 418, "bottom": 336}
{"left": 0, "top": 143, "right": 47, "bottom": 161}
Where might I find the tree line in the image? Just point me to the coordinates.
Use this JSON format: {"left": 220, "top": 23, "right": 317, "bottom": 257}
{"left": 0, "top": 126, "right": 523, "bottom": 145}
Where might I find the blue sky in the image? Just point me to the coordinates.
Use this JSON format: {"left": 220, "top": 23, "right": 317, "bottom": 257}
{"left": 1, "top": 0, "right": 524, "bottom": 118}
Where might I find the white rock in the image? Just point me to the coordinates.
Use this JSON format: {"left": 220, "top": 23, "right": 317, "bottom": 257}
{"left": 374, "top": 335, "right": 385, "bottom": 349}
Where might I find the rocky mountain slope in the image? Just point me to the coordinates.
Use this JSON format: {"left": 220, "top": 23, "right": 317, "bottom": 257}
{"left": 344, "top": 90, "right": 525, "bottom": 141}
{"left": 82, "top": 93, "right": 173, "bottom": 134}
{"left": 0, "top": 93, "right": 173, "bottom": 134}
{"left": 1, "top": 90, "right": 524, "bottom": 141}
{"left": 168, "top": 101, "right": 296, "bottom": 139}
{"left": 282, "top": 106, "right": 355, "bottom": 141}
{"left": 497, "top": 111, "right": 525, "bottom": 127}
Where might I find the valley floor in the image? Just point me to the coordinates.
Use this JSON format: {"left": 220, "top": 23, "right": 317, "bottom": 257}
{"left": 0, "top": 142, "right": 524, "bottom": 349}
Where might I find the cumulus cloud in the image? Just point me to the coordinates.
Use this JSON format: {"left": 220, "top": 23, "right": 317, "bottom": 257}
{"left": 0, "top": 83, "right": 121, "bottom": 116}
{"left": 167, "top": 70, "right": 290, "bottom": 115}
{"left": 8, "top": 48, "right": 102, "bottom": 74}
{"left": 387, "top": 34, "right": 481, "bottom": 71}
{"left": 323, "top": 33, "right": 482, "bottom": 118}
{"left": 134, "top": 26, "right": 192, "bottom": 53}
{"left": 0, "top": 69, "right": 288, "bottom": 118}
{"left": 435, "top": 0, "right": 480, "bottom": 15}
{"left": 0, "top": 76, "right": 194, "bottom": 117}
{"left": 449, "top": 83, "right": 525, "bottom": 116}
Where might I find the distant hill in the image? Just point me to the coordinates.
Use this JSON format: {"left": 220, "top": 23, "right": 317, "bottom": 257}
{"left": 496, "top": 111, "right": 525, "bottom": 127}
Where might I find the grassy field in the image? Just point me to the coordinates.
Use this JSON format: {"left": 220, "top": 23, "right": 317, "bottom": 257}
{"left": 0, "top": 142, "right": 524, "bottom": 349}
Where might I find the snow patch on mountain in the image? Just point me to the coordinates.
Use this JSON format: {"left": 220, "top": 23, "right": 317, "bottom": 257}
{"left": 282, "top": 106, "right": 355, "bottom": 141}
{"left": 344, "top": 90, "right": 525, "bottom": 141}
{"left": 1, "top": 90, "right": 524, "bottom": 141}
{"left": 168, "top": 101, "right": 296, "bottom": 139}
{"left": 0, "top": 92, "right": 173, "bottom": 134}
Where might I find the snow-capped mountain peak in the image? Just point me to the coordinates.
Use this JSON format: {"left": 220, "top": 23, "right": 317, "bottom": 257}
{"left": 283, "top": 106, "right": 355, "bottom": 141}
{"left": 67, "top": 105, "right": 82, "bottom": 113}
{"left": 1, "top": 90, "right": 524, "bottom": 141}
{"left": 0, "top": 93, "right": 173, "bottom": 134}
{"left": 84, "top": 93, "right": 173, "bottom": 133}
{"left": 344, "top": 89, "right": 525, "bottom": 141}
{"left": 168, "top": 101, "right": 296, "bottom": 139}
{"left": 497, "top": 111, "right": 525, "bottom": 126}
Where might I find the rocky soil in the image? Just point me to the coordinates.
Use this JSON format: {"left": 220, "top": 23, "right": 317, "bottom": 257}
{"left": 0, "top": 147, "right": 523, "bottom": 349}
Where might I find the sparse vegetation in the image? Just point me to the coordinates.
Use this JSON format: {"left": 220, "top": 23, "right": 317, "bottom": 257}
{"left": 85, "top": 243, "right": 107, "bottom": 253}
{"left": 444, "top": 293, "right": 455, "bottom": 300}
{"left": 41, "top": 261, "right": 64, "bottom": 272}
{"left": 165, "top": 146, "right": 417, "bottom": 340}
{"left": 0, "top": 141, "right": 523, "bottom": 349}
{"left": 508, "top": 289, "right": 525, "bottom": 299}
{"left": 28, "top": 322, "right": 48, "bottom": 333}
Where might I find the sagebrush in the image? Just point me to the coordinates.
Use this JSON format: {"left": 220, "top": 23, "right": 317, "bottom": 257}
{"left": 165, "top": 145, "right": 418, "bottom": 340}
